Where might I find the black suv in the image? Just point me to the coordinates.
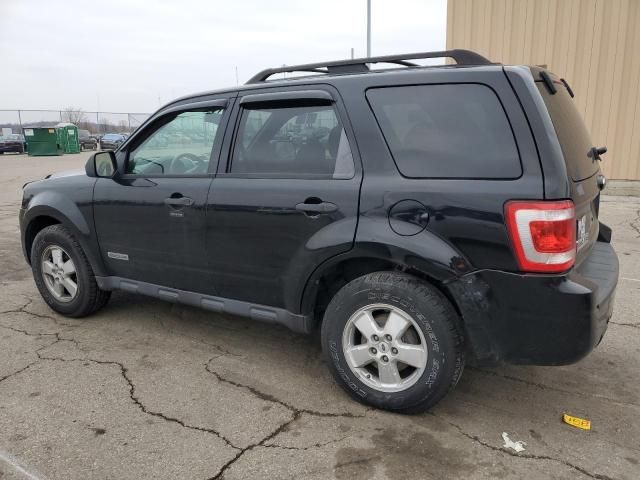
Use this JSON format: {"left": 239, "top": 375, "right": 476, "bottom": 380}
{"left": 19, "top": 50, "right": 618, "bottom": 412}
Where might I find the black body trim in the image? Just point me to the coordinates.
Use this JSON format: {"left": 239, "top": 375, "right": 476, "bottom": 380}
{"left": 239, "top": 90, "right": 334, "bottom": 105}
{"left": 95, "top": 276, "right": 314, "bottom": 334}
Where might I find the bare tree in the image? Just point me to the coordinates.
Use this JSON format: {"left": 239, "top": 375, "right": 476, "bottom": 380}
{"left": 61, "top": 107, "right": 87, "bottom": 125}
{"left": 117, "top": 119, "right": 129, "bottom": 132}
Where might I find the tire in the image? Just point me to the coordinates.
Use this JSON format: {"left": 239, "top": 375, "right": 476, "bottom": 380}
{"left": 321, "top": 271, "right": 465, "bottom": 413}
{"left": 31, "top": 225, "right": 110, "bottom": 317}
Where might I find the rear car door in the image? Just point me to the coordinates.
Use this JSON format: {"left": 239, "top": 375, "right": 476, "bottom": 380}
{"left": 93, "top": 98, "right": 231, "bottom": 292}
{"left": 206, "top": 86, "right": 362, "bottom": 312}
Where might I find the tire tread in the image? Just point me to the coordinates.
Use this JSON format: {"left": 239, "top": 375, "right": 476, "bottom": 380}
{"left": 31, "top": 224, "right": 110, "bottom": 317}
{"left": 322, "top": 271, "right": 465, "bottom": 413}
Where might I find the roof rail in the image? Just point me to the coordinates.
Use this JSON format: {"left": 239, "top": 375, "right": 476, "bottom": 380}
{"left": 246, "top": 49, "right": 492, "bottom": 84}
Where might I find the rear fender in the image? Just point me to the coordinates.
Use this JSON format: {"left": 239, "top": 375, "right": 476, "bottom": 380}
{"left": 299, "top": 216, "right": 471, "bottom": 316}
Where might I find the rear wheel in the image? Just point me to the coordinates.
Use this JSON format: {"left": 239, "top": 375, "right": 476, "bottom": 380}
{"left": 31, "top": 225, "right": 110, "bottom": 317}
{"left": 321, "top": 271, "right": 465, "bottom": 413}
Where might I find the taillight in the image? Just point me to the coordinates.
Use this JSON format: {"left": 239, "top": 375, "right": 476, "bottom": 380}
{"left": 504, "top": 200, "right": 576, "bottom": 273}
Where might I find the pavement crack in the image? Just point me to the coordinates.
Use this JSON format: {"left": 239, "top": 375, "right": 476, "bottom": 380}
{"left": 609, "top": 321, "right": 640, "bottom": 329}
{"left": 438, "top": 415, "right": 617, "bottom": 480}
{"left": 158, "top": 318, "right": 242, "bottom": 358}
{"left": 203, "top": 357, "right": 366, "bottom": 479}
{"left": 262, "top": 434, "right": 351, "bottom": 451}
{"left": 206, "top": 412, "right": 301, "bottom": 480}
{"left": 468, "top": 366, "right": 639, "bottom": 408}
{"left": 0, "top": 359, "right": 40, "bottom": 384}
{"left": 630, "top": 209, "right": 640, "bottom": 238}
{"left": 205, "top": 357, "right": 366, "bottom": 419}
{"left": 0, "top": 296, "right": 77, "bottom": 328}
{"left": 0, "top": 323, "right": 59, "bottom": 337}
{"left": 35, "top": 352, "right": 240, "bottom": 451}
{"left": 0, "top": 330, "right": 64, "bottom": 384}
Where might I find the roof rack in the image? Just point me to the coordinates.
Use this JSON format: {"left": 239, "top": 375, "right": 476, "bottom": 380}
{"left": 246, "top": 49, "right": 492, "bottom": 84}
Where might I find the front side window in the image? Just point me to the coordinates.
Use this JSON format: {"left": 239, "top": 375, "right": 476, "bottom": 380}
{"left": 230, "top": 103, "right": 354, "bottom": 178}
{"left": 127, "top": 109, "right": 224, "bottom": 175}
{"left": 367, "top": 84, "right": 521, "bottom": 179}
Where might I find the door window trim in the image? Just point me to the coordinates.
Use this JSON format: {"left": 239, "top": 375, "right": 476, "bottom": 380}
{"left": 119, "top": 98, "right": 233, "bottom": 179}
{"left": 222, "top": 89, "right": 357, "bottom": 180}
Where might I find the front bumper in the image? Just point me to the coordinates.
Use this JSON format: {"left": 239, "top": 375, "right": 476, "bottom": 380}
{"left": 448, "top": 241, "right": 618, "bottom": 365}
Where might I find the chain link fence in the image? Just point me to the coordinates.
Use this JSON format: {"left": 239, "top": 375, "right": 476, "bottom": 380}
{"left": 0, "top": 109, "right": 151, "bottom": 136}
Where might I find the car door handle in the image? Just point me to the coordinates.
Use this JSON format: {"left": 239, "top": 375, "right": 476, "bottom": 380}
{"left": 295, "top": 201, "right": 338, "bottom": 214}
{"left": 164, "top": 196, "right": 194, "bottom": 207}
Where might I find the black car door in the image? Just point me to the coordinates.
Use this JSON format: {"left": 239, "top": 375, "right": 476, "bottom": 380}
{"left": 93, "top": 97, "right": 233, "bottom": 292}
{"left": 206, "top": 87, "right": 362, "bottom": 312}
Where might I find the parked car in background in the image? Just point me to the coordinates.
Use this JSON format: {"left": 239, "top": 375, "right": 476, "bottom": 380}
{"left": 78, "top": 130, "right": 97, "bottom": 151}
{"left": 0, "top": 133, "right": 26, "bottom": 154}
{"left": 99, "top": 133, "right": 126, "bottom": 150}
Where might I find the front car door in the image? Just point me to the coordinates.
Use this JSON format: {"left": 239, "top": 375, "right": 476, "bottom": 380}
{"left": 93, "top": 97, "right": 232, "bottom": 292}
{"left": 206, "top": 86, "right": 362, "bottom": 312}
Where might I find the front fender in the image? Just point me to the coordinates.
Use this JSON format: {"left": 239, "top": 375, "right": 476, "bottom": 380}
{"left": 21, "top": 188, "right": 107, "bottom": 276}
{"left": 26, "top": 191, "right": 91, "bottom": 235}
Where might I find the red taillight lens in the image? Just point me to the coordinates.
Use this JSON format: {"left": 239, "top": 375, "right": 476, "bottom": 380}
{"left": 505, "top": 200, "right": 576, "bottom": 273}
{"left": 529, "top": 219, "right": 575, "bottom": 253}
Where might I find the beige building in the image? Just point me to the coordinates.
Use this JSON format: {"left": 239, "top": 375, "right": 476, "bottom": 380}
{"left": 447, "top": 0, "right": 640, "bottom": 181}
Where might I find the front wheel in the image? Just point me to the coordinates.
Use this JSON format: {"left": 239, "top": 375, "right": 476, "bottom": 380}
{"left": 321, "top": 272, "right": 465, "bottom": 413}
{"left": 31, "top": 225, "right": 110, "bottom": 317}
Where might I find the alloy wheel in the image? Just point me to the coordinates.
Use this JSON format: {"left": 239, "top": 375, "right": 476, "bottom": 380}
{"left": 41, "top": 245, "right": 78, "bottom": 303}
{"left": 342, "top": 303, "right": 428, "bottom": 393}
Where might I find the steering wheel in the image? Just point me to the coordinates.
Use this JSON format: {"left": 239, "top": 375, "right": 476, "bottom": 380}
{"left": 168, "top": 153, "right": 204, "bottom": 174}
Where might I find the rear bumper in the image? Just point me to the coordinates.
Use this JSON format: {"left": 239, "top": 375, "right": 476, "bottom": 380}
{"left": 0, "top": 145, "right": 24, "bottom": 153}
{"left": 448, "top": 241, "right": 618, "bottom": 365}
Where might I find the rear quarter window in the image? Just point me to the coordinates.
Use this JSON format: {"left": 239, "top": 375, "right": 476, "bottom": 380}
{"left": 366, "top": 84, "right": 521, "bottom": 179}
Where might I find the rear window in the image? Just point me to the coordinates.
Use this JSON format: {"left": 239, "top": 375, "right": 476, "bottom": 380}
{"left": 366, "top": 84, "right": 521, "bottom": 178}
{"left": 536, "top": 80, "right": 598, "bottom": 182}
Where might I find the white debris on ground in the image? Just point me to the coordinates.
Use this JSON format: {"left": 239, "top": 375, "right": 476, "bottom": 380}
{"left": 502, "top": 432, "right": 526, "bottom": 453}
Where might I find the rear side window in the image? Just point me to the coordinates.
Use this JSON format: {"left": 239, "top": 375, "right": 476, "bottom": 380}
{"left": 536, "top": 81, "right": 598, "bottom": 181}
{"left": 367, "top": 84, "right": 521, "bottom": 178}
{"left": 230, "top": 104, "right": 354, "bottom": 178}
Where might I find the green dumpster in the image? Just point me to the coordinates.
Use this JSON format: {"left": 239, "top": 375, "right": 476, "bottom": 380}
{"left": 22, "top": 127, "right": 63, "bottom": 156}
{"left": 56, "top": 123, "right": 80, "bottom": 154}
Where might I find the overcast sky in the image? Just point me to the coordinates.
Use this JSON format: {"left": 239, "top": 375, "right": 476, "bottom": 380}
{"left": 0, "top": 0, "right": 446, "bottom": 114}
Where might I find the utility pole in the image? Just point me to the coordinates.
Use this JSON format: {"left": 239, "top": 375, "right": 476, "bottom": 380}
{"left": 235, "top": 66, "right": 239, "bottom": 85}
{"left": 351, "top": 47, "right": 354, "bottom": 59}
{"left": 366, "top": 0, "right": 371, "bottom": 57}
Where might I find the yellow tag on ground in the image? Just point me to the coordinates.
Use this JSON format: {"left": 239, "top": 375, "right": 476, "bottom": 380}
{"left": 563, "top": 413, "right": 591, "bottom": 430}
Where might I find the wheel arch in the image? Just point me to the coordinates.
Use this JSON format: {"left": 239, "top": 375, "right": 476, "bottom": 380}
{"left": 21, "top": 202, "right": 107, "bottom": 276}
{"left": 300, "top": 243, "right": 469, "bottom": 330}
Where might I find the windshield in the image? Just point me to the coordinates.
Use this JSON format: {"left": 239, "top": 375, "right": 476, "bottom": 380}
{"left": 102, "top": 134, "right": 122, "bottom": 140}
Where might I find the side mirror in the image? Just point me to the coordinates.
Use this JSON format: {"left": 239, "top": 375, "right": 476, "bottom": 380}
{"left": 86, "top": 151, "right": 118, "bottom": 178}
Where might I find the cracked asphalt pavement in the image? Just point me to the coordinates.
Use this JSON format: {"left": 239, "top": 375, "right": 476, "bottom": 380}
{"left": 1, "top": 153, "right": 639, "bottom": 479}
